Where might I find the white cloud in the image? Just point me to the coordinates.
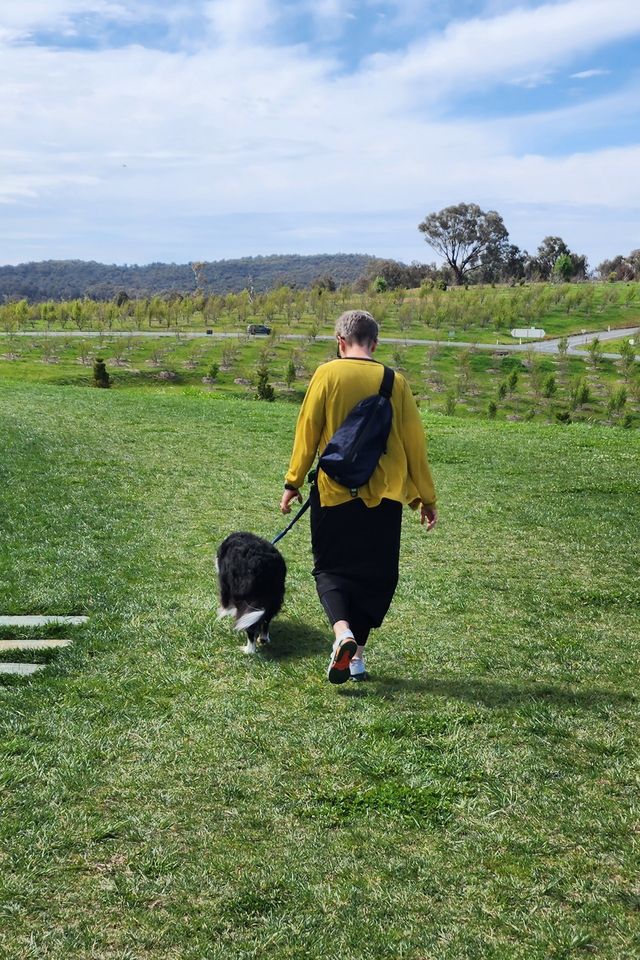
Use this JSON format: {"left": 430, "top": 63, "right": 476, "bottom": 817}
{"left": 204, "top": 0, "right": 278, "bottom": 44}
{"left": 499, "top": 80, "right": 640, "bottom": 146}
{"left": 355, "top": 0, "right": 640, "bottom": 100}
{"left": 450, "top": 145, "right": 640, "bottom": 209}
{"left": 298, "top": 0, "right": 357, "bottom": 42}
{"left": 0, "top": 1, "right": 133, "bottom": 38}
{"left": 571, "top": 68, "right": 611, "bottom": 79}
{"left": 311, "top": 0, "right": 354, "bottom": 20}
{"left": 0, "top": 0, "right": 639, "bottom": 265}
{"left": 510, "top": 71, "right": 554, "bottom": 89}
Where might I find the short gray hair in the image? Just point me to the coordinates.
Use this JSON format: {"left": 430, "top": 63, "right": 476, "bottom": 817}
{"left": 334, "top": 310, "right": 379, "bottom": 346}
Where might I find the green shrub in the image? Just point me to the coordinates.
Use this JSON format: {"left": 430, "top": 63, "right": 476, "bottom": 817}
{"left": 619, "top": 339, "right": 636, "bottom": 380}
{"left": 607, "top": 385, "right": 627, "bottom": 418}
{"left": 553, "top": 253, "right": 574, "bottom": 283}
{"left": 500, "top": 355, "right": 525, "bottom": 373}
{"left": 256, "top": 363, "right": 275, "bottom": 402}
{"left": 587, "top": 337, "right": 602, "bottom": 368}
{"left": 92, "top": 357, "right": 110, "bottom": 388}
{"left": 444, "top": 390, "right": 456, "bottom": 416}
{"left": 542, "top": 373, "right": 557, "bottom": 399}
{"left": 285, "top": 358, "right": 296, "bottom": 388}
{"left": 570, "top": 377, "right": 590, "bottom": 409}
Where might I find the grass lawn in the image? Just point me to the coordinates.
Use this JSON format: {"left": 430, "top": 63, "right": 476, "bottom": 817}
{"left": 1, "top": 382, "right": 639, "bottom": 959}
{"left": 599, "top": 335, "right": 638, "bottom": 352}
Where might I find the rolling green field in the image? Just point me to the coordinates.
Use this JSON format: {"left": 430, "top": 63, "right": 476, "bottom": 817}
{"left": 1, "top": 328, "right": 639, "bottom": 428}
{"left": 2, "top": 281, "right": 640, "bottom": 346}
{"left": 1, "top": 382, "right": 639, "bottom": 959}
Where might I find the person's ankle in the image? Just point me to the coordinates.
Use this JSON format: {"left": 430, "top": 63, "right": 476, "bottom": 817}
{"left": 334, "top": 630, "right": 354, "bottom": 647}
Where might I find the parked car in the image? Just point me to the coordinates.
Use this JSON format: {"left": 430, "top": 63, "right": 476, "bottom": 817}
{"left": 205, "top": 329, "right": 213, "bottom": 335}
{"left": 247, "top": 324, "right": 271, "bottom": 336}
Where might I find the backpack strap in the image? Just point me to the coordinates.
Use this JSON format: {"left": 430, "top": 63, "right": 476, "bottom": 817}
{"left": 379, "top": 365, "right": 395, "bottom": 399}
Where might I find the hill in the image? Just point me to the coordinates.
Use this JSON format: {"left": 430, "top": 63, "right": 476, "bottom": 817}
{"left": 0, "top": 254, "right": 376, "bottom": 302}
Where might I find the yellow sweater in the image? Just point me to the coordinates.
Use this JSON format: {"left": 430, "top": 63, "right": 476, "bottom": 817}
{"left": 285, "top": 358, "right": 437, "bottom": 509}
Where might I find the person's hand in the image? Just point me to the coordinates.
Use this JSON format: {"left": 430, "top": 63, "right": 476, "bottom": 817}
{"left": 420, "top": 503, "right": 438, "bottom": 531}
{"left": 280, "top": 488, "right": 303, "bottom": 515}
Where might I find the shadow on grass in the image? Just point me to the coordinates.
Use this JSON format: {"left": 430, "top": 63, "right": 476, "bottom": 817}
{"left": 263, "top": 619, "right": 328, "bottom": 661}
{"left": 365, "top": 675, "right": 637, "bottom": 709}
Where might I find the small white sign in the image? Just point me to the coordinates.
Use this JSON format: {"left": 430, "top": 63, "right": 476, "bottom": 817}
{"left": 510, "top": 327, "right": 545, "bottom": 339}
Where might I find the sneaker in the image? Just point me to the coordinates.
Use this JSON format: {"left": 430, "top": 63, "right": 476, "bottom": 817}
{"left": 327, "top": 632, "right": 357, "bottom": 685}
{"left": 350, "top": 656, "right": 368, "bottom": 682}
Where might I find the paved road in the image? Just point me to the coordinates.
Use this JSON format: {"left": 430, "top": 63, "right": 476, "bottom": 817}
{"left": 538, "top": 327, "right": 639, "bottom": 357}
{"left": 2, "top": 326, "right": 638, "bottom": 358}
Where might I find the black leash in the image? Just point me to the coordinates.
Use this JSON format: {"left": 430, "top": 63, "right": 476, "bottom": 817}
{"left": 271, "top": 469, "right": 316, "bottom": 546}
{"left": 271, "top": 496, "right": 311, "bottom": 546}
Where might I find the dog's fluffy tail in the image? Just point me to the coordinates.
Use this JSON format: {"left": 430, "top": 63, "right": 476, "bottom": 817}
{"left": 217, "top": 605, "right": 265, "bottom": 631}
{"left": 234, "top": 607, "right": 265, "bottom": 631}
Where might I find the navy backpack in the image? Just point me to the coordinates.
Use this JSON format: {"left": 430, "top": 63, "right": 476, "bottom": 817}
{"left": 318, "top": 365, "right": 395, "bottom": 496}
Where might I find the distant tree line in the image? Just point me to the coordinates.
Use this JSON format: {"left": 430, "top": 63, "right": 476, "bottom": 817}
{"left": 417, "top": 201, "right": 640, "bottom": 287}
{"left": 0, "top": 254, "right": 376, "bottom": 303}
{"left": 2, "top": 207, "right": 639, "bottom": 304}
{"left": 417, "top": 203, "right": 590, "bottom": 286}
{"left": 596, "top": 250, "right": 640, "bottom": 283}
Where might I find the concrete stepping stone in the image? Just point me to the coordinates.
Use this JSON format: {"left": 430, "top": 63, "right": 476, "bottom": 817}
{"left": 0, "top": 616, "right": 88, "bottom": 627}
{"left": 0, "top": 663, "right": 46, "bottom": 676}
{"left": 0, "top": 615, "right": 87, "bottom": 678}
{"left": 0, "top": 638, "right": 72, "bottom": 652}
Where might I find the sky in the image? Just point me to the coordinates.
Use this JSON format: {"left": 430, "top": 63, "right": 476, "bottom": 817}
{"left": 1, "top": 0, "right": 639, "bottom": 270}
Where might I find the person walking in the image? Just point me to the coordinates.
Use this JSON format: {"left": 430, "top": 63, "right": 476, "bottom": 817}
{"left": 280, "top": 310, "right": 437, "bottom": 684}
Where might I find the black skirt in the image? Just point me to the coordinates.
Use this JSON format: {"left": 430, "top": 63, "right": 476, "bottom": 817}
{"left": 310, "top": 485, "right": 402, "bottom": 628}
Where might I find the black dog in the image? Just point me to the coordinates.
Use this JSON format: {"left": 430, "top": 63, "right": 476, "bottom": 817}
{"left": 216, "top": 532, "right": 286, "bottom": 653}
